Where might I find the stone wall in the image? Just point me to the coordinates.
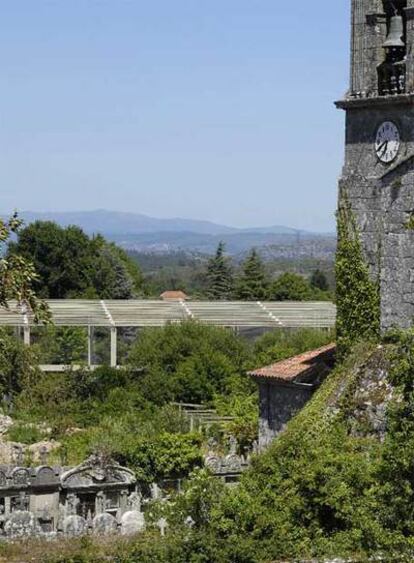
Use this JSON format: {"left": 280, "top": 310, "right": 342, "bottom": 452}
{"left": 258, "top": 380, "right": 313, "bottom": 448}
{"left": 337, "top": 0, "right": 414, "bottom": 331}
{"left": 339, "top": 97, "right": 414, "bottom": 331}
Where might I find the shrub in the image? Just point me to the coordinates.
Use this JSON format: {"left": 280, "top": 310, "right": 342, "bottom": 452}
{"left": 127, "top": 322, "right": 251, "bottom": 405}
{"left": 7, "top": 423, "right": 47, "bottom": 445}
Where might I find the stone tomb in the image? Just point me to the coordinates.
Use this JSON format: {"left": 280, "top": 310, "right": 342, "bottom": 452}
{"left": 0, "top": 454, "right": 145, "bottom": 538}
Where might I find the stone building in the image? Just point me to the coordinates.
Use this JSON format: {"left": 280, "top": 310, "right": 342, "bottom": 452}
{"left": 0, "top": 454, "right": 145, "bottom": 538}
{"left": 249, "top": 345, "right": 335, "bottom": 448}
{"left": 336, "top": 0, "right": 414, "bottom": 330}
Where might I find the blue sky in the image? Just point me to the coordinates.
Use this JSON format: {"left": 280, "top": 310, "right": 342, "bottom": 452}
{"left": 0, "top": 1, "right": 350, "bottom": 231}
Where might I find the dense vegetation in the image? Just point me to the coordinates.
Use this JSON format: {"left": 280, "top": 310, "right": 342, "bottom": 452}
{"left": 130, "top": 243, "right": 334, "bottom": 301}
{"left": 7, "top": 220, "right": 333, "bottom": 302}
{"left": 336, "top": 193, "right": 380, "bottom": 356}
{"left": 6, "top": 334, "right": 414, "bottom": 562}
{"left": 4, "top": 213, "right": 391, "bottom": 563}
{"left": 4, "top": 322, "right": 333, "bottom": 483}
{"left": 8, "top": 221, "right": 144, "bottom": 299}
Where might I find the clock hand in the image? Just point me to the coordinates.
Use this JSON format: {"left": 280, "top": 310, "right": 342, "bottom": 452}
{"left": 380, "top": 141, "right": 388, "bottom": 157}
{"left": 377, "top": 141, "right": 387, "bottom": 152}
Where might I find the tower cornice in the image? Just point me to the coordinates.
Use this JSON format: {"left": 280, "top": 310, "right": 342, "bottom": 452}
{"left": 335, "top": 93, "right": 414, "bottom": 110}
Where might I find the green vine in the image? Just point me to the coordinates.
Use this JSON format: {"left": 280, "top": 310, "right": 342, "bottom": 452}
{"left": 404, "top": 213, "right": 414, "bottom": 230}
{"left": 336, "top": 191, "right": 380, "bottom": 357}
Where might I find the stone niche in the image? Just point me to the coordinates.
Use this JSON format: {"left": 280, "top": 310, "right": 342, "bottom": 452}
{"left": 0, "top": 454, "right": 145, "bottom": 539}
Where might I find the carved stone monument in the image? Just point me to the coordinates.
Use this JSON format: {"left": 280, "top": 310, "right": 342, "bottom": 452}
{"left": 0, "top": 454, "right": 145, "bottom": 538}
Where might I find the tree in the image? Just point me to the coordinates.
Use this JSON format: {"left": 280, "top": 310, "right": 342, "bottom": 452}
{"left": 310, "top": 269, "right": 329, "bottom": 292}
{"left": 8, "top": 221, "right": 144, "bottom": 299}
{"left": 0, "top": 214, "right": 50, "bottom": 322}
{"left": 205, "top": 242, "right": 234, "bottom": 300}
{"left": 0, "top": 214, "right": 47, "bottom": 395}
{"left": 127, "top": 321, "right": 251, "bottom": 404}
{"left": 0, "top": 329, "right": 40, "bottom": 396}
{"left": 235, "top": 248, "right": 269, "bottom": 301}
{"left": 268, "top": 272, "right": 312, "bottom": 301}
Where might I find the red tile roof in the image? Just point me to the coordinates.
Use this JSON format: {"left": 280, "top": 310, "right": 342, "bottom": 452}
{"left": 160, "top": 291, "right": 189, "bottom": 301}
{"left": 249, "top": 344, "right": 335, "bottom": 383}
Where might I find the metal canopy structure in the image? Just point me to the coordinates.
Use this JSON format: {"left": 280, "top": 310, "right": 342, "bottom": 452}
{"left": 1, "top": 300, "right": 336, "bottom": 369}
{"left": 0, "top": 299, "right": 336, "bottom": 329}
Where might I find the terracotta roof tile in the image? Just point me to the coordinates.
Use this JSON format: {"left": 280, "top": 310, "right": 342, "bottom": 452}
{"left": 160, "top": 291, "right": 188, "bottom": 301}
{"left": 249, "top": 343, "right": 336, "bottom": 383}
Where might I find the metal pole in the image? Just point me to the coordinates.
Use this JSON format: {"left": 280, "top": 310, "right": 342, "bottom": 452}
{"left": 23, "top": 326, "right": 30, "bottom": 346}
{"left": 110, "top": 327, "right": 117, "bottom": 368}
{"left": 88, "top": 326, "right": 92, "bottom": 367}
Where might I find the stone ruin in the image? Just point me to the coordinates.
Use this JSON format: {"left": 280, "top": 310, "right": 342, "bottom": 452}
{"left": 204, "top": 437, "right": 250, "bottom": 485}
{"left": 0, "top": 453, "right": 145, "bottom": 539}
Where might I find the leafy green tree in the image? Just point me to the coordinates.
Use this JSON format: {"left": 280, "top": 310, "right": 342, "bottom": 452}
{"left": 235, "top": 248, "right": 269, "bottom": 301}
{"left": 268, "top": 272, "right": 312, "bottom": 301}
{"left": 205, "top": 242, "right": 234, "bottom": 300}
{"left": 0, "top": 329, "right": 40, "bottom": 396}
{"left": 34, "top": 326, "right": 87, "bottom": 365}
{"left": 0, "top": 214, "right": 49, "bottom": 321}
{"left": 310, "top": 268, "right": 329, "bottom": 292}
{"left": 127, "top": 322, "right": 252, "bottom": 404}
{"left": 0, "top": 214, "right": 48, "bottom": 396}
{"left": 8, "top": 221, "right": 144, "bottom": 299}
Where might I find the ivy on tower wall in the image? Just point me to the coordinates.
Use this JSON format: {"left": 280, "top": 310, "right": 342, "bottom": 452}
{"left": 336, "top": 192, "right": 381, "bottom": 356}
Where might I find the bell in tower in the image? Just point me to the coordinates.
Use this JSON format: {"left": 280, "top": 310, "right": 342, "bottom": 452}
{"left": 383, "top": 12, "right": 405, "bottom": 48}
{"left": 378, "top": 3, "right": 407, "bottom": 95}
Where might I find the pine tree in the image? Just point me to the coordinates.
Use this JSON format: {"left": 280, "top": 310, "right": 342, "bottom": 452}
{"left": 310, "top": 269, "right": 329, "bottom": 292}
{"left": 206, "top": 242, "right": 234, "bottom": 300}
{"left": 235, "top": 248, "right": 268, "bottom": 301}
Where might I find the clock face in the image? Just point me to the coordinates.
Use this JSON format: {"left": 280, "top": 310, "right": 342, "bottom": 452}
{"left": 375, "top": 121, "right": 400, "bottom": 163}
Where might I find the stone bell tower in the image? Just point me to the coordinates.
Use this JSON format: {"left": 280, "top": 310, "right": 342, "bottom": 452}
{"left": 337, "top": 0, "right": 414, "bottom": 330}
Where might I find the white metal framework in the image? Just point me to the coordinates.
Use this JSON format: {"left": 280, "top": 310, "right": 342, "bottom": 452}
{"left": 1, "top": 300, "right": 336, "bottom": 368}
{"left": 1, "top": 299, "right": 336, "bottom": 329}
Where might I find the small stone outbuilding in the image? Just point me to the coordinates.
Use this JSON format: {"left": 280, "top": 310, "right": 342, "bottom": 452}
{"left": 249, "top": 344, "right": 335, "bottom": 449}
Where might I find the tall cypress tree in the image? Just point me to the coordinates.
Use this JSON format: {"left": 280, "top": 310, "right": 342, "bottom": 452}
{"left": 235, "top": 248, "right": 268, "bottom": 301}
{"left": 206, "top": 241, "right": 234, "bottom": 300}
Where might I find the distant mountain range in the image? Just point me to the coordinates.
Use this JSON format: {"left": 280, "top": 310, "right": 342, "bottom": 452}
{"left": 10, "top": 210, "right": 323, "bottom": 237}
{"left": 4, "top": 210, "right": 335, "bottom": 257}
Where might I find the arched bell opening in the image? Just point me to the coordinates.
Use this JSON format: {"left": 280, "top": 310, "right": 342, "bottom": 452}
{"left": 378, "top": 1, "right": 407, "bottom": 95}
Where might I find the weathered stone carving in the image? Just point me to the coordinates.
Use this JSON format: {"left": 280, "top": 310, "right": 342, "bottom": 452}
{"left": 35, "top": 466, "right": 56, "bottom": 486}
{"left": 5, "top": 511, "right": 40, "bottom": 538}
{"left": 65, "top": 493, "right": 80, "bottom": 517}
{"left": 63, "top": 514, "right": 87, "bottom": 537}
{"left": 204, "top": 436, "right": 248, "bottom": 482}
{"left": 61, "top": 454, "right": 135, "bottom": 488}
{"left": 12, "top": 468, "right": 29, "bottom": 486}
{"left": 0, "top": 455, "right": 149, "bottom": 539}
{"left": 0, "top": 471, "right": 7, "bottom": 487}
{"left": 121, "top": 510, "right": 145, "bottom": 535}
{"left": 93, "top": 512, "right": 117, "bottom": 535}
{"left": 127, "top": 491, "right": 142, "bottom": 512}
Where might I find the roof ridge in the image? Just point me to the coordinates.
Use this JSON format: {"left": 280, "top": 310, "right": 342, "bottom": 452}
{"left": 248, "top": 343, "right": 336, "bottom": 382}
